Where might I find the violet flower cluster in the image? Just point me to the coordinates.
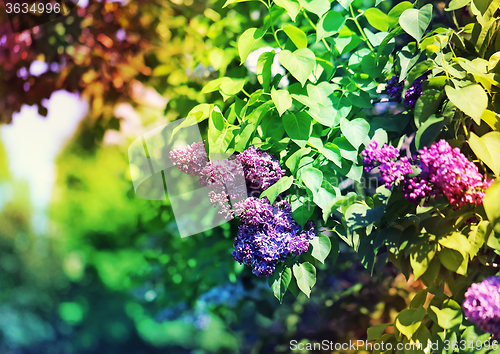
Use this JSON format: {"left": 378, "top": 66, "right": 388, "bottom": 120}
{"left": 386, "top": 76, "right": 404, "bottom": 100}
{"left": 232, "top": 197, "right": 316, "bottom": 277}
{"left": 170, "top": 142, "right": 316, "bottom": 276}
{"left": 385, "top": 73, "right": 429, "bottom": 108}
{"left": 463, "top": 276, "right": 500, "bottom": 339}
{"left": 239, "top": 145, "right": 286, "bottom": 197}
{"left": 169, "top": 143, "right": 284, "bottom": 218}
{"left": 362, "top": 139, "right": 492, "bottom": 208}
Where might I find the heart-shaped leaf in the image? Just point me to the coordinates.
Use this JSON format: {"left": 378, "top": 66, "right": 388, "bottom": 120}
{"left": 340, "top": 117, "right": 370, "bottom": 149}
{"left": 238, "top": 28, "right": 265, "bottom": 64}
{"left": 445, "top": 84, "right": 488, "bottom": 125}
{"left": 279, "top": 48, "right": 316, "bottom": 87}
{"left": 399, "top": 4, "right": 433, "bottom": 42}
{"left": 271, "top": 87, "right": 293, "bottom": 116}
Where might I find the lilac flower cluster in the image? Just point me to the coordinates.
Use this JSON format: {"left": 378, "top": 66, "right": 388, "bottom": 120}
{"left": 232, "top": 197, "right": 316, "bottom": 277}
{"left": 403, "top": 73, "right": 429, "bottom": 107}
{"left": 362, "top": 139, "right": 492, "bottom": 208}
{"left": 385, "top": 73, "right": 428, "bottom": 108}
{"left": 170, "top": 143, "right": 245, "bottom": 218}
{"left": 169, "top": 143, "right": 286, "bottom": 216}
{"left": 362, "top": 141, "right": 412, "bottom": 188}
{"left": 386, "top": 76, "right": 404, "bottom": 100}
{"left": 169, "top": 142, "right": 208, "bottom": 175}
{"left": 239, "top": 145, "right": 286, "bottom": 197}
{"left": 170, "top": 143, "right": 317, "bottom": 276}
{"left": 463, "top": 276, "right": 500, "bottom": 339}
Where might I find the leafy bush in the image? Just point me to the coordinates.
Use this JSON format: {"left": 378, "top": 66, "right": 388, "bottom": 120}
{"left": 170, "top": 0, "right": 500, "bottom": 351}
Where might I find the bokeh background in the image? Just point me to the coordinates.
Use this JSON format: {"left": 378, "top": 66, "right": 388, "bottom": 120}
{"left": 0, "top": 0, "right": 438, "bottom": 352}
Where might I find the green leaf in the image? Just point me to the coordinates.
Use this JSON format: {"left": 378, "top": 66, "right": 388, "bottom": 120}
{"left": 430, "top": 299, "right": 463, "bottom": 329}
{"left": 415, "top": 115, "right": 446, "bottom": 149}
{"left": 171, "top": 103, "right": 213, "bottom": 138}
{"left": 283, "top": 25, "right": 308, "bottom": 49}
{"left": 313, "top": 183, "right": 338, "bottom": 209}
{"left": 399, "top": 4, "right": 433, "bottom": 42}
{"left": 274, "top": 0, "right": 300, "bottom": 21}
{"left": 219, "top": 78, "right": 247, "bottom": 100}
{"left": 292, "top": 262, "right": 316, "bottom": 297}
{"left": 367, "top": 324, "right": 391, "bottom": 342}
{"left": 321, "top": 142, "right": 342, "bottom": 167}
{"left": 238, "top": 28, "right": 265, "bottom": 64}
{"left": 291, "top": 195, "right": 315, "bottom": 227}
{"left": 333, "top": 136, "right": 357, "bottom": 161}
{"left": 257, "top": 51, "right": 275, "bottom": 92}
{"left": 260, "top": 176, "right": 294, "bottom": 204}
{"left": 446, "top": 0, "right": 471, "bottom": 11}
{"left": 340, "top": 117, "right": 370, "bottom": 149}
{"left": 345, "top": 204, "right": 384, "bottom": 232}
{"left": 445, "top": 84, "right": 488, "bottom": 125}
{"left": 301, "top": 167, "right": 323, "bottom": 194}
{"left": 388, "top": 1, "right": 414, "bottom": 28}
{"left": 282, "top": 112, "right": 312, "bottom": 146}
{"left": 468, "top": 131, "right": 500, "bottom": 176}
{"left": 223, "top": 0, "right": 253, "bottom": 7}
{"left": 316, "top": 11, "right": 346, "bottom": 42}
{"left": 310, "top": 234, "right": 331, "bottom": 264}
{"left": 395, "top": 307, "right": 426, "bottom": 339}
{"left": 414, "top": 89, "right": 443, "bottom": 126}
{"left": 336, "top": 0, "right": 353, "bottom": 10}
{"left": 298, "top": 0, "right": 330, "bottom": 17}
{"left": 285, "top": 147, "right": 311, "bottom": 174}
{"left": 279, "top": 49, "right": 316, "bottom": 87}
{"left": 268, "top": 264, "right": 292, "bottom": 303}
{"left": 410, "top": 289, "right": 428, "bottom": 309}
{"left": 484, "top": 179, "right": 500, "bottom": 224}
{"left": 271, "top": 87, "right": 293, "bottom": 116}
{"left": 438, "top": 248, "right": 467, "bottom": 275}
{"left": 410, "top": 242, "right": 437, "bottom": 279}
{"left": 364, "top": 8, "right": 389, "bottom": 32}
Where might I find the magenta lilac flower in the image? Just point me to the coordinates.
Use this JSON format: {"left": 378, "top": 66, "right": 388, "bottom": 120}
{"left": 415, "top": 140, "right": 493, "bottom": 208}
{"left": 169, "top": 144, "right": 285, "bottom": 218}
{"left": 238, "top": 145, "right": 286, "bottom": 197}
{"left": 361, "top": 139, "right": 492, "bottom": 208}
{"left": 169, "top": 142, "right": 208, "bottom": 175}
{"left": 231, "top": 198, "right": 316, "bottom": 277}
{"left": 386, "top": 75, "right": 404, "bottom": 100}
{"left": 378, "top": 156, "right": 414, "bottom": 188}
{"left": 362, "top": 140, "right": 400, "bottom": 173}
{"left": 463, "top": 276, "right": 500, "bottom": 339}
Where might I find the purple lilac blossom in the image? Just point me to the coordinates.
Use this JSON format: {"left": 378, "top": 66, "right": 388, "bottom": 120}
{"left": 238, "top": 145, "right": 286, "bottom": 197}
{"left": 231, "top": 198, "right": 316, "bottom": 277}
{"left": 378, "top": 156, "right": 414, "bottom": 188}
{"left": 361, "top": 139, "right": 492, "bottom": 208}
{"left": 362, "top": 140, "right": 400, "bottom": 173}
{"left": 463, "top": 276, "right": 500, "bottom": 339}
{"left": 198, "top": 157, "right": 246, "bottom": 218}
{"left": 403, "top": 73, "right": 429, "bottom": 108}
{"left": 415, "top": 140, "right": 493, "bottom": 208}
{"left": 169, "top": 141, "right": 208, "bottom": 175}
{"left": 386, "top": 75, "right": 404, "bottom": 100}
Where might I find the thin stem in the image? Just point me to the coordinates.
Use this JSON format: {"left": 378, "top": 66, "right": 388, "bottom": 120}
{"left": 349, "top": 5, "right": 374, "bottom": 52}
{"left": 316, "top": 56, "right": 334, "bottom": 68}
{"left": 271, "top": 23, "right": 283, "bottom": 49}
{"left": 242, "top": 89, "right": 251, "bottom": 98}
{"left": 301, "top": 8, "right": 331, "bottom": 52}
